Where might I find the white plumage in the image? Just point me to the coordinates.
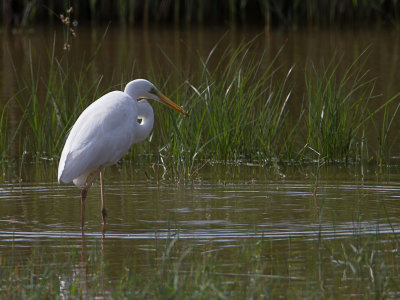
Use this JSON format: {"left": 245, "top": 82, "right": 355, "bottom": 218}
{"left": 58, "top": 91, "right": 153, "bottom": 186}
{"left": 57, "top": 79, "right": 188, "bottom": 231}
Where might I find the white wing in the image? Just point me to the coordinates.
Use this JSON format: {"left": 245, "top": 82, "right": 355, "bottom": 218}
{"left": 58, "top": 91, "right": 138, "bottom": 186}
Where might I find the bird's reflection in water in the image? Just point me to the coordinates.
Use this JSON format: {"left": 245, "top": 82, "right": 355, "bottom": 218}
{"left": 73, "top": 229, "right": 107, "bottom": 297}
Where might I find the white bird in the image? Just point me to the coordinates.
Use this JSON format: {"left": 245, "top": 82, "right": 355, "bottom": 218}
{"left": 58, "top": 79, "right": 188, "bottom": 232}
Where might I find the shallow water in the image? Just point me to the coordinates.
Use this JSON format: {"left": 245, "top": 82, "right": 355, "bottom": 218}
{"left": 1, "top": 163, "right": 399, "bottom": 291}
{"left": 1, "top": 26, "right": 400, "bottom": 296}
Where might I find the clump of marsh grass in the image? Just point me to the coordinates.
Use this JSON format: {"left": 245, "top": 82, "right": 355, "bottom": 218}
{"left": 370, "top": 102, "right": 400, "bottom": 166}
{"left": 3, "top": 16, "right": 109, "bottom": 163}
{"left": 9, "top": 39, "right": 96, "bottom": 161}
{"left": 303, "top": 50, "right": 400, "bottom": 163}
{"left": 2, "top": 33, "right": 399, "bottom": 176}
{"left": 0, "top": 98, "right": 12, "bottom": 159}
{"left": 152, "top": 39, "right": 297, "bottom": 182}
{"left": 304, "top": 51, "right": 375, "bottom": 162}
{"left": 150, "top": 43, "right": 400, "bottom": 183}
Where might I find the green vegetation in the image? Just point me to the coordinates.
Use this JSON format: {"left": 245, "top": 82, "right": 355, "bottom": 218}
{"left": 151, "top": 39, "right": 298, "bottom": 180}
{"left": 304, "top": 52, "right": 375, "bottom": 161}
{"left": 1, "top": 227, "right": 399, "bottom": 298}
{"left": 1, "top": 32, "right": 399, "bottom": 179}
{"left": 1, "top": 9, "right": 399, "bottom": 298}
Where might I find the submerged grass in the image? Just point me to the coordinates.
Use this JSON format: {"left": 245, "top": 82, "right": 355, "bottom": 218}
{"left": 1, "top": 228, "right": 399, "bottom": 299}
{"left": 1, "top": 33, "right": 399, "bottom": 179}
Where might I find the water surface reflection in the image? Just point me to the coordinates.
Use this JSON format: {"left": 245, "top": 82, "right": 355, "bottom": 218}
{"left": 1, "top": 163, "right": 399, "bottom": 296}
{"left": 1, "top": 164, "right": 399, "bottom": 252}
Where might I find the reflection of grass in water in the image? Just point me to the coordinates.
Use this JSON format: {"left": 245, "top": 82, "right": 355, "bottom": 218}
{"left": 1, "top": 229, "right": 399, "bottom": 298}
{"left": 1, "top": 33, "right": 399, "bottom": 176}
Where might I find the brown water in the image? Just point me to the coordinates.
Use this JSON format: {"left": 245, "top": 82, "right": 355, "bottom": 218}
{"left": 1, "top": 27, "right": 400, "bottom": 296}
{"left": 1, "top": 162, "right": 400, "bottom": 295}
{"left": 2, "top": 27, "right": 400, "bottom": 100}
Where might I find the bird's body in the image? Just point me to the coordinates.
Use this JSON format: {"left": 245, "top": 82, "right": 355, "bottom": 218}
{"left": 57, "top": 79, "right": 187, "bottom": 232}
{"left": 58, "top": 91, "right": 153, "bottom": 187}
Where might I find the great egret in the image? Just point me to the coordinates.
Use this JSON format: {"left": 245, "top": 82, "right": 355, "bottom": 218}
{"left": 58, "top": 79, "right": 188, "bottom": 231}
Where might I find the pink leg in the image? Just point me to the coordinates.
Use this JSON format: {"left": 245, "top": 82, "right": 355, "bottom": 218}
{"left": 80, "top": 168, "right": 103, "bottom": 231}
{"left": 100, "top": 170, "right": 107, "bottom": 232}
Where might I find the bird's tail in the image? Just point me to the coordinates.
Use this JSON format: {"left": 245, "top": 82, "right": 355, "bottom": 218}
{"left": 72, "top": 170, "right": 91, "bottom": 188}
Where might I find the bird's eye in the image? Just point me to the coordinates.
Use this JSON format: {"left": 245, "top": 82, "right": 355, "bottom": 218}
{"left": 150, "top": 87, "right": 158, "bottom": 95}
{"left": 138, "top": 118, "right": 143, "bottom": 124}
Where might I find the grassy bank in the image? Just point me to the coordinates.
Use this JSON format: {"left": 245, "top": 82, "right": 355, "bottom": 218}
{"left": 1, "top": 227, "right": 399, "bottom": 299}
{"left": 1, "top": 34, "right": 399, "bottom": 179}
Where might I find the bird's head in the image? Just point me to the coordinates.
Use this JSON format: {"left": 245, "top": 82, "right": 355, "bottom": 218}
{"left": 124, "top": 79, "right": 188, "bottom": 117}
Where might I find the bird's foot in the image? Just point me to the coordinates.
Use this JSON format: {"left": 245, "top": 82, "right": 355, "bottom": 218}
{"left": 101, "top": 208, "right": 107, "bottom": 237}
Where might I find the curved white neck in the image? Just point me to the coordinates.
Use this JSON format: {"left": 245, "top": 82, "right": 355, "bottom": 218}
{"left": 124, "top": 81, "right": 141, "bottom": 100}
{"left": 135, "top": 100, "right": 154, "bottom": 143}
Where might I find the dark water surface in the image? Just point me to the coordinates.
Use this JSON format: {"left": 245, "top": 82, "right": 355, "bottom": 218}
{"left": 1, "top": 163, "right": 399, "bottom": 294}
{"left": 2, "top": 27, "right": 400, "bottom": 100}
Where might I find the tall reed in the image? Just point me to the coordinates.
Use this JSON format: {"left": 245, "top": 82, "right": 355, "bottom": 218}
{"left": 304, "top": 52, "right": 376, "bottom": 162}
{"left": 370, "top": 102, "right": 400, "bottom": 166}
{"left": 303, "top": 51, "right": 400, "bottom": 163}
{"left": 150, "top": 39, "right": 297, "bottom": 181}
{"left": 2, "top": 11, "right": 108, "bottom": 162}
{"left": 1, "top": 35, "right": 399, "bottom": 174}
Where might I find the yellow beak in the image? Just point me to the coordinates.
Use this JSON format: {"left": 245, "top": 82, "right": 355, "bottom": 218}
{"left": 157, "top": 91, "right": 189, "bottom": 117}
